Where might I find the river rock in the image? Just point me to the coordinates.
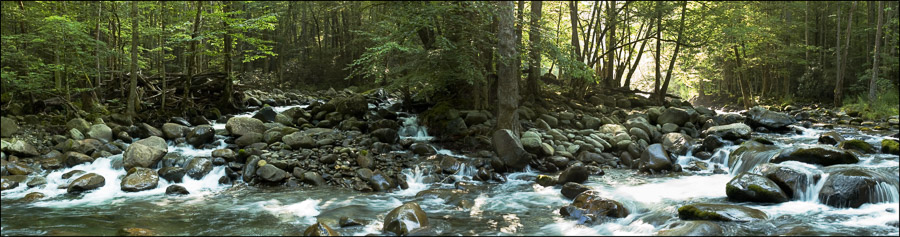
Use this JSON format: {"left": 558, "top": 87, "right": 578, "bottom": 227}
{"left": 242, "top": 156, "right": 261, "bottom": 183}
{"left": 303, "top": 222, "right": 338, "bottom": 236}
{"left": 465, "top": 111, "right": 489, "bottom": 127}
{"left": 657, "top": 107, "right": 691, "bottom": 126}
{"left": 558, "top": 165, "right": 589, "bottom": 184}
{"left": 837, "top": 139, "right": 876, "bottom": 153}
{"left": 521, "top": 131, "right": 543, "bottom": 155}
{"left": 492, "top": 129, "right": 533, "bottom": 170}
{"left": 883, "top": 139, "right": 900, "bottom": 155}
{"left": 303, "top": 172, "right": 326, "bottom": 186}
{"left": 0, "top": 116, "right": 19, "bottom": 137}
{"left": 657, "top": 221, "right": 724, "bottom": 236}
{"left": 383, "top": 202, "right": 429, "bottom": 235}
{"left": 818, "top": 131, "right": 844, "bottom": 145}
{"left": 1, "top": 139, "right": 40, "bottom": 156}
{"left": 67, "top": 118, "right": 92, "bottom": 134}
{"left": 121, "top": 167, "right": 159, "bottom": 192}
{"left": 65, "top": 151, "right": 94, "bottom": 167}
{"left": 745, "top": 106, "right": 795, "bottom": 130}
{"left": 818, "top": 167, "right": 896, "bottom": 208}
{"left": 185, "top": 158, "right": 213, "bottom": 180}
{"left": 661, "top": 133, "right": 692, "bottom": 156}
{"left": 559, "top": 190, "right": 629, "bottom": 224}
{"left": 136, "top": 123, "right": 164, "bottom": 139}
{"left": 283, "top": 132, "right": 316, "bottom": 149}
{"left": 87, "top": 124, "right": 113, "bottom": 142}
{"left": 165, "top": 185, "right": 189, "bottom": 195}
{"left": 226, "top": 117, "right": 266, "bottom": 137}
{"left": 161, "top": 123, "right": 186, "bottom": 140}
{"left": 371, "top": 128, "right": 399, "bottom": 143}
{"left": 235, "top": 132, "right": 263, "bottom": 147}
{"left": 334, "top": 94, "right": 368, "bottom": 118}
{"left": 756, "top": 163, "right": 820, "bottom": 199}
{"left": 701, "top": 123, "right": 751, "bottom": 141}
{"left": 639, "top": 144, "right": 673, "bottom": 174}
{"left": 67, "top": 173, "right": 106, "bottom": 193}
{"left": 770, "top": 146, "right": 859, "bottom": 166}
{"left": 186, "top": 125, "right": 215, "bottom": 148}
{"left": 256, "top": 164, "right": 288, "bottom": 182}
{"left": 158, "top": 167, "right": 186, "bottom": 183}
{"left": 536, "top": 175, "right": 556, "bottom": 187}
{"left": 27, "top": 177, "right": 47, "bottom": 187}
{"left": 368, "top": 170, "right": 395, "bottom": 192}
{"left": 123, "top": 136, "right": 168, "bottom": 170}
{"left": 701, "top": 135, "right": 726, "bottom": 152}
{"left": 677, "top": 203, "right": 767, "bottom": 222}
{"left": 561, "top": 182, "right": 591, "bottom": 199}
{"left": 22, "top": 192, "right": 46, "bottom": 202}
{"left": 540, "top": 114, "right": 558, "bottom": 128}
{"left": 211, "top": 149, "right": 236, "bottom": 162}
{"left": 1, "top": 178, "right": 18, "bottom": 190}
{"left": 253, "top": 106, "right": 278, "bottom": 123}
{"left": 726, "top": 172, "right": 789, "bottom": 203}
{"left": 410, "top": 142, "right": 435, "bottom": 156}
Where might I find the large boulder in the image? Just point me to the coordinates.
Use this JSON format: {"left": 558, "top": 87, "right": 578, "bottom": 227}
{"left": 492, "top": 129, "right": 533, "bottom": 170}
{"left": 65, "top": 151, "right": 94, "bottom": 167}
{"left": 745, "top": 106, "right": 795, "bottom": 130}
{"left": 677, "top": 203, "right": 767, "bottom": 222}
{"left": 727, "top": 141, "right": 781, "bottom": 174}
{"left": 657, "top": 107, "right": 691, "bottom": 126}
{"left": 252, "top": 107, "right": 278, "bottom": 123}
{"left": 235, "top": 132, "right": 263, "bottom": 147}
{"left": 87, "top": 124, "right": 112, "bottom": 141}
{"left": 334, "top": 94, "right": 368, "bottom": 118}
{"left": 185, "top": 158, "right": 213, "bottom": 180}
{"left": 725, "top": 172, "right": 789, "bottom": 203}
{"left": 121, "top": 167, "right": 159, "bottom": 192}
{"left": 370, "top": 128, "right": 399, "bottom": 143}
{"left": 1, "top": 139, "right": 40, "bottom": 156}
{"left": 225, "top": 117, "right": 266, "bottom": 137}
{"left": 561, "top": 182, "right": 591, "bottom": 200}
{"left": 770, "top": 146, "right": 859, "bottom": 166}
{"left": 756, "top": 163, "right": 821, "bottom": 199}
{"left": 256, "top": 164, "right": 288, "bottom": 182}
{"left": 883, "top": 139, "right": 900, "bottom": 155}
{"left": 67, "top": 173, "right": 106, "bottom": 193}
{"left": 818, "top": 167, "right": 897, "bottom": 208}
{"left": 521, "top": 131, "right": 543, "bottom": 155}
{"left": 161, "top": 123, "right": 186, "bottom": 140}
{"left": 158, "top": 167, "right": 186, "bottom": 183}
{"left": 66, "top": 118, "right": 92, "bottom": 134}
{"left": 558, "top": 165, "right": 589, "bottom": 184}
{"left": 186, "top": 125, "right": 215, "bottom": 148}
{"left": 283, "top": 132, "right": 317, "bottom": 149}
{"left": 123, "top": 136, "right": 168, "bottom": 170}
{"left": 383, "top": 202, "right": 429, "bottom": 235}
{"left": 639, "top": 144, "right": 673, "bottom": 174}
{"left": 303, "top": 222, "right": 338, "bottom": 236}
{"left": 661, "top": 133, "right": 692, "bottom": 156}
{"left": 837, "top": 139, "right": 876, "bottom": 154}
{"left": 0, "top": 116, "right": 19, "bottom": 137}
{"left": 701, "top": 123, "right": 752, "bottom": 141}
{"left": 559, "top": 190, "right": 629, "bottom": 225}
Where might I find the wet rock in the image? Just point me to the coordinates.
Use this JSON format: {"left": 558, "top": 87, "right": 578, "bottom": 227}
{"left": 383, "top": 202, "right": 429, "bottom": 235}
{"left": 677, "top": 203, "right": 767, "bottom": 222}
{"left": 745, "top": 106, "right": 795, "bottom": 130}
{"left": 6, "top": 161, "right": 33, "bottom": 175}
{"left": 123, "top": 136, "right": 168, "bottom": 170}
{"left": 253, "top": 106, "right": 278, "bottom": 123}
{"left": 727, "top": 140, "right": 781, "bottom": 174}
{"left": 27, "top": 176, "right": 47, "bottom": 187}
{"left": 701, "top": 135, "right": 726, "bottom": 152}
{"left": 371, "top": 128, "right": 399, "bottom": 144}
{"left": 256, "top": 164, "right": 289, "bottom": 182}
{"left": 235, "top": 132, "right": 263, "bottom": 147}
{"left": 62, "top": 170, "right": 86, "bottom": 179}
{"left": 1, "top": 178, "right": 18, "bottom": 190}
{"left": 121, "top": 167, "right": 159, "bottom": 192}
{"left": 410, "top": 143, "right": 436, "bottom": 156}
{"left": 657, "top": 221, "right": 724, "bottom": 236}
{"left": 771, "top": 146, "right": 859, "bottom": 166}
{"left": 242, "top": 156, "right": 261, "bottom": 183}
{"left": 186, "top": 125, "right": 215, "bottom": 148}
{"left": 0, "top": 116, "right": 19, "bottom": 137}
{"left": 368, "top": 170, "right": 395, "bottom": 192}
{"left": 303, "top": 222, "right": 338, "bottom": 236}
{"left": 661, "top": 133, "right": 692, "bottom": 156}
{"left": 67, "top": 173, "right": 106, "bottom": 193}
{"left": 339, "top": 216, "right": 364, "bottom": 228}
{"left": 535, "top": 174, "right": 556, "bottom": 187}
{"left": 818, "top": 167, "right": 896, "bottom": 208}
{"left": 726, "top": 172, "right": 789, "bottom": 203}
{"left": 67, "top": 118, "right": 92, "bottom": 134}
{"left": 558, "top": 165, "right": 589, "bottom": 184}
{"left": 756, "top": 163, "right": 820, "bottom": 199}
{"left": 439, "top": 155, "right": 461, "bottom": 174}
{"left": 639, "top": 144, "right": 673, "bottom": 174}
{"left": 65, "top": 151, "right": 94, "bottom": 167}
{"left": 303, "top": 172, "right": 326, "bottom": 186}
{"left": 158, "top": 167, "right": 186, "bottom": 183}
{"left": 561, "top": 182, "right": 591, "bottom": 199}
{"left": 1, "top": 139, "right": 40, "bottom": 156}
{"left": 136, "top": 123, "right": 164, "bottom": 139}
{"left": 818, "top": 131, "right": 844, "bottom": 145}
{"left": 882, "top": 139, "right": 900, "bottom": 155}
{"left": 492, "top": 129, "right": 533, "bottom": 170}
{"left": 540, "top": 114, "right": 558, "bottom": 128}
{"left": 226, "top": 117, "right": 266, "bottom": 137}
{"left": 117, "top": 131, "right": 133, "bottom": 142}
{"left": 211, "top": 149, "right": 236, "bottom": 162}
{"left": 69, "top": 128, "right": 85, "bottom": 140}
{"left": 837, "top": 139, "right": 876, "bottom": 154}
{"left": 169, "top": 117, "right": 191, "bottom": 127}
{"left": 661, "top": 123, "right": 680, "bottom": 134}
{"left": 165, "top": 185, "right": 189, "bottom": 195}
{"left": 657, "top": 107, "right": 691, "bottom": 126}
{"left": 357, "top": 153, "right": 374, "bottom": 170}
{"left": 86, "top": 124, "right": 113, "bottom": 142}
{"left": 559, "top": 190, "right": 629, "bottom": 224}
{"left": 283, "top": 132, "right": 316, "bottom": 149}
{"left": 22, "top": 192, "right": 46, "bottom": 202}
{"left": 161, "top": 123, "right": 186, "bottom": 140}
{"left": 701, "top": 123, "right": 751, "bottom": 141}
{"left": 186, "top": 158, "right": 213, "bottom": 180}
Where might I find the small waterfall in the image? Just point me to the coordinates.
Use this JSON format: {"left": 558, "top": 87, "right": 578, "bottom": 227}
{"left": 872, "top": 182, "right": 900, "bottom": 204}
{"left": 398, "top": 115, "right": 432, "bottom": 141}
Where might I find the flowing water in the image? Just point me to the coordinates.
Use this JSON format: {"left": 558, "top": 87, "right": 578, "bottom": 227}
{"left": 2, "top": 106, "right": 898, "bottom": 236}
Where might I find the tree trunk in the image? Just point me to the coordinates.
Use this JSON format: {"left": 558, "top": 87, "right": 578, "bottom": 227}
{"left": 95, "top": 1, "right": 102, "bottom": 100}
{"left": 868, "top": 1, "right": 883, "bottom": 102}
{"left": 624, "top": 18, "right": 653, "bottom": 90}
{"left": 224, "top": 1, "right": 234, "bottom": 107}
{"left": 568, "top": 1, "right": 584, "bottom": 97}
{"left": 653, "top": 1, "right": 661, "bottom": 97}
{"left": 183, "top": 1, "right": 203, "bottom": 111}
{"left": 605, "top": 0, "right": 616, "bottom": 88}
{"left": 657, "top": 0, "right": 687, "bottom": 104}
{"left": 835, "top": 1, "right": 856, "bottom": 107}
{"left": 127, "top": 1, "right": 139, "bottom": 116}
{"left": 160, "top": 1, "right": 167, "bottom": 109}
{"left": 497, "top": 1, "right": 520, "bottom": 135}
{"left": 526, "top": 0, "right": 542, "bottom": 103}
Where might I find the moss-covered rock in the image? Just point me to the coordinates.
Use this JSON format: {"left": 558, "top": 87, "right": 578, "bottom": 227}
{"left": 838, "top": 139, "right": 875, "bottom": 153}
{"left": 881, "top": 139, "right": 899, "bottom": 155}
{"left": 725, "top": 172, "right": 789, "bottom": 203}
{"left": 536, "top": 175, "right": 556, "bottom": 187}
{"left": 771, "top": 146, "right": 859, "bottom": 166}
{"left": 677, "top": 203, "right": 767, "bottom": 222}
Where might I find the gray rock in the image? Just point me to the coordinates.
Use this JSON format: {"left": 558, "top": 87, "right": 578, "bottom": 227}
{"left": 371, "top": 128, "right": 399, "bottom": 143}
{"left": 67, "top": 173, "right": 106, "bottom": 193}
{"left": 158, "top": 167, "right": 186, "bottom": 183}
{"left": 123, "top": 136, "right": 168, "bottom": 170}
{"left": 1, "top": 139, "right": 40, "bottom": 156}
{"left": 560, "top": 182, "right": 591, "bottom": 199}
{"left": 185, "top": 158, "right": 213, "bottom": 180}
{"left": 252, "top": 106, "right": 278, "bottom": 123}
{"left": 558, "top": 165, "right": 589, "bottom": 184}
{"left": 0, "top": 116, "right": 19, "bottom": 137}
{"left": 186, "top": 125, "right": 215, "bottom": 148}
{"left": 282, "top": 132, "right": 316, "bottom": 149}
{"left": 67, "top": 118, "right": 92, "bottom": 134}
{"left": 226, "top": 117, "right": 266, "bottom": 137}
{"left": 165, "top": 185, "right": 189, "bottom": 195}
{"left": 235, "top": 132, "right": 263, "bottom": 147}
{"left": 161, "top": 123, "right": 186, "bottom": 140}
{"left": 302, "top": 172, "right": 326, "bottom": 186}
{"left": 702, "top": 123, "right": 752, "bottom": 141}
{"left": 383, "top": 202, "right": 429, "bottom": 235}
{"left": 492, "top": 129, "right": 533, "bottom": 170}
{"left": 256, "top": 164, "right": 288, "bottom": 182}
{"left": 725, "top": 172, "right": 789, "bottom": 203}
{"left": 65, "top": 151, "right": 94, "bottom": 167}
{"left": 658, "top": 107, "right": 690, "bottom": 126}
{"left": 745, "top": 106, "right": 795, "bottom": 130}
{"left": 121, "top": 167, "right": 159, "bottom": 192}
{"left": 818, "top": 167, "right": 896, "bottom": 208}
{"left": 639, "top": 144, "right": 672, "bottom": 174}
{"left": 660, "top": 133, "right": 692, "bottom": 156}
{"left": 770, "top": 146, "right": 859, "bottom": 166}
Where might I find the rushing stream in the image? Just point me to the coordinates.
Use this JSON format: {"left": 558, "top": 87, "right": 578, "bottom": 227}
{"left": 2, "top": 104, "right": 898, "bottom": 236}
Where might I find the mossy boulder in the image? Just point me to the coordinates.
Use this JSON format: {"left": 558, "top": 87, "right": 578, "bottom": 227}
{"left": 677, "top": 203, "right": 767, "bottom": 222}
{"left": 0, "top": 116, "right": 19, "bottom": 137}
{"left": 770, "top": 146, "right": 859, "bottom": 166}
{"left": 536, "top": 174, "right": 556, "bottom": 187}
{"left": 725, "top": 172, "right": 789, "bottom": 203}
{"left": 838, "top": 139, "right": 875, "bottom": 153}
{"left": 880, "top": 139, "right": 899, "bottom": 155}
{"left": 818, "top": 167, "right": 897, "bottom": 208}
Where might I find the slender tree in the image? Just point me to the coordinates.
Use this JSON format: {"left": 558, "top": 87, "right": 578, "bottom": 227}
{"left": 835, "top": 1, "right": 856, "bottom": 107}
{"left": 127, "top": 1, "right": 138, "bottom": 116}
{"left": 868, "top": 1, "right": 883, "bottom": 102}
{"left": 183, "top": 1, "right": 203, "bottom": 111}
{"left": 526, "top": 1, "right": 542, "bottom": 102}
{"left": 657, "top": 1, "right": 687, "bottom": 104}
{"left": 497, "top": 1, "right": 520, "bottom": 135}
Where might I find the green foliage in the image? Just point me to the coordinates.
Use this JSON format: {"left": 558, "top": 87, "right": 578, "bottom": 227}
{"left": 841, "top": 87, "right": 900, "bottom": 120}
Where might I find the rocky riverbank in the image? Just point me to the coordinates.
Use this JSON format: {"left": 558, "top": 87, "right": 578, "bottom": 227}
{"left": 2, "top": 87, "right": 899, "bottom": 235}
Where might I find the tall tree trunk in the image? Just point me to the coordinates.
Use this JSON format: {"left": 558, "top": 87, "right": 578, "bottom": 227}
{"left": 868, "top": 1, "right": 883, "bottom": 102}
{"left": 127, "top": 1, "right": 139, "bottom": 116}
{"left": 223, "top": 1, "right": 234, "bottom": 108}
{"left": 653, "top": 1, "right": 661, "bottom": 97}
{"left": 605, "top": 0, "right": 616, "bottom": 88}
{"left": 160, "top": 1, "right": 167, "bottom": 109}
{"left": 624, "top": 18, "right": 653, "bottom": 90}
{"left": 526, "top": 1, "right": 542, "bottom": 103}
{"left": 805, "top": 1, "right": 809, "bottom": 64}
{"left": 94, "top": 1, "right": 102, "bottom": 101}
{"left": 835, "top": 1, "right": 856, "bottom": 107}
{"left": 497, "top": 1, "right": 520, "bottom": 135}
{"left": 183, "top": 1, "right": 203, "bottom": 111}
{"left": 657, "top": 0, "right": 687, "bottom": 104}
{"left": 568, "top": 1, "right": 584, "bottom": 97}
